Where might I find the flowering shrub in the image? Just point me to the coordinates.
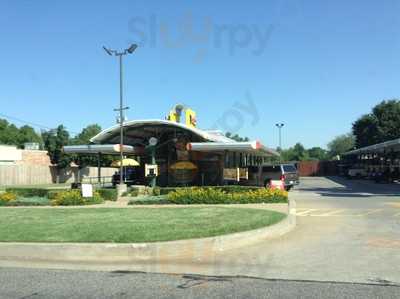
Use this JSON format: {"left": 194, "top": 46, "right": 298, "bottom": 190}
{"left": 0, "top": 192, "right": 17, "bottom": 202}
{"left": 51, "top": 190, "right": 104, "bottom": 206}
{"left": 167, "top": 187, "right": 288, "bottom": 205}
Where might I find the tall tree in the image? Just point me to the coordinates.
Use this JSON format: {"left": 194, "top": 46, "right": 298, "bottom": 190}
{"left": 352, "top": 114, "right": 380, "bottom": 148}
{"left": 0, "top": 119, "right": 20, "bottom": 146}
{"left": 18, "top": 125, "right": 43, "bottom": 148}
{"left": 71, "top": 124, "right": 102, "bottom": 145}
{"left": 372, "top": 100, "right": 400, "bottom": 141}
{"left": 327, "top": 133, "right": 355, "bottom": 158}
{"left": 352, "top": 99, "right": 400, "bottom": 147}
{"left": 281, "top": 143, "right": 309, "bottom": 161}
{"left": 307, "top": 147, "right": 328, "bottom": 161}
{"left": 42, "top": 125, "right": 71, "bottom": 169}
{"left": 0, "top": 119, "right": 42, "bottom": 148}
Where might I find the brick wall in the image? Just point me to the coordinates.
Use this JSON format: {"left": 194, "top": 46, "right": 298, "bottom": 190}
{"left": 17, "top": 150, "right": 51, "bottom": 166}
{"left": 298, "top": 161, "right": 339, "bottom": 176}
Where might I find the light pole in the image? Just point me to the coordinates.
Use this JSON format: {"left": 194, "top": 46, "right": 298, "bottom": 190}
{"left": 275, "top": 123, "right": 284, "bottom": 153}
{"left": 103, "top": 44, "right": 138, "bottom": 193}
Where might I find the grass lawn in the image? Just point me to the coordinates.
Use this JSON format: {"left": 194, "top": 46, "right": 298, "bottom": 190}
{"left": 0, "top": 207, "right": 285, "bottom": 243}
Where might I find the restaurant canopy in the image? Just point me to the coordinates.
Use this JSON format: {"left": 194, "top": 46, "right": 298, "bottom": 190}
{"left": 89, "top": 119, "right": 279, "bottom": 157}
{"left": 63, "top": 144, "right": 136, "bottom": 155}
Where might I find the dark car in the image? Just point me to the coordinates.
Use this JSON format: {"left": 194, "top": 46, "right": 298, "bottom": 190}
{"left": 247, "top": 163, "right": 300, "bottom": 191}
{"left": 112, "top": 167, "right": 141, "bottom": 186}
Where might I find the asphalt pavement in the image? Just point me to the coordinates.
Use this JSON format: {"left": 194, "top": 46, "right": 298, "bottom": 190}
{"left": 0, "top": 267, "right": 399, "bottom": 299}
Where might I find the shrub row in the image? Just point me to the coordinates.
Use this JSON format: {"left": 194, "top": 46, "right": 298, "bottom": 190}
{"left": 128, "top": 195, "right": 170, "bottom": 205}
{"left": 125, "top": 186, "right": 264, "bottom": 197}
{"left": 128, "top": 187, "right": 288, "bottom": 205}
{"left": 3, "top": 187, "right": 116, "bottom": 199}
{"left": 167, "top": 187, "right": 288, "bottom": 205}
{"left": 97, "top": 189, "right": 118, "bottom": 201}
{"left": 5, "top": 188, "right": 49, "bottom": 198}
{"left": 51, "top": 190, "right": 104, "bottom": 206}
{"left": 0, "top": 197, "right": 51, "bottom": 206}
{"left": 5, "top": 188, "right": 67, "bottom": 198}
{"left": 125, "top": 186, "right": 160, "bottom": 197}
{"left": 1, "top": 187, "right": 115, "bottom": 206}
{"left": 0, "top": 192, "right": 51, "bottom": 206}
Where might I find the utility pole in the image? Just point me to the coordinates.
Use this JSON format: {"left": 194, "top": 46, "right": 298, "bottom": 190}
{"left": 276, "top": 123, "right": 285, "bottom": 160}
{"left": 103, "top": 44, "right": 138, "bottom": 195}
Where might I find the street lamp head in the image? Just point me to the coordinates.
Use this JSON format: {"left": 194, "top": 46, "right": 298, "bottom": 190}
{"left": 103, "top": 46, "right": 113, "bottom": 56}
{"left": 127, "top": 44, "right": 138, "bottom": 54}
{"left": 276, "top": 123, "right": 284, "bottom": 128}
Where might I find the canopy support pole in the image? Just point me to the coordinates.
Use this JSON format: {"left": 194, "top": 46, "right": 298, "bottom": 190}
{"left": 97, "top": 152, "right": 102, "bottom": 184}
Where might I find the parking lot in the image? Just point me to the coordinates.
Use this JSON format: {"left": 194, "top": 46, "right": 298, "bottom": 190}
{"left": 293, "top": 176, "right": 400, "bottom": 218}
{"left": 204, "top": 176, "right": 400, "bottom": 285}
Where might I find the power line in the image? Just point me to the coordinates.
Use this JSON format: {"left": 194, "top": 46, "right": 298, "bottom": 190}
{"left": 0, "top": 113, "right": 80, "bottom": 135}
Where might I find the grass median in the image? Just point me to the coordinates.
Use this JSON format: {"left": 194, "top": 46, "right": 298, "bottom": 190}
{"left": 0, "top": 207, "right": 285, "bottom": 243}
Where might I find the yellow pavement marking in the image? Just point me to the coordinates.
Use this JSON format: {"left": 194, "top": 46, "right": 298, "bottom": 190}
{"left": 296, "top": 209, "right": 318, "bottom": 216}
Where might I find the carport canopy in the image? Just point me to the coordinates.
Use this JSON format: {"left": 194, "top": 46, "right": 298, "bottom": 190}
{"left": 344, "top": 138, "right": 400, "bottom": 156}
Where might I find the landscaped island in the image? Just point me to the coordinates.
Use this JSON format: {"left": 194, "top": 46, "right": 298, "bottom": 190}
{"left": 0, "top": 207, "right": 285, "bottom": 243}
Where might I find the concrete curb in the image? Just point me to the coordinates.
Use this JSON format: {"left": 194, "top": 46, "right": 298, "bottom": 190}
{"left": 0, "top": 199, "right": 296, "bottom": 264}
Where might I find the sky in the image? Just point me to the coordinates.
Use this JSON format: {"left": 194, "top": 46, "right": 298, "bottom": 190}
{"left": 0, "top": 0, "right": 399, "bottom": 149}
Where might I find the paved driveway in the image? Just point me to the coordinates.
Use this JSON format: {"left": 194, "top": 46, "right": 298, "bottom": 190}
{"left": 209, "top": 176, "right": 400, "bottom": 284}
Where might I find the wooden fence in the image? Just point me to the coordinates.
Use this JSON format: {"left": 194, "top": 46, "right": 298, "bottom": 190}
{"left": 297, "top": 161, "right": 339, "bottom": 177}
{"left": 0, "top": 165, "right": 115, "bottom": 186}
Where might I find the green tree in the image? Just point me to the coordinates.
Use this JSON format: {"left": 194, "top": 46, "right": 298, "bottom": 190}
{"left": 352, "top": 114, "right": 380, "bottom": 148}
{"left": 18, "top": 125, "right": 43, "bottom": 148}
{"left": 0, "top": 119, "right": 42, "bottom": 148}
{"left": 327, "top": 133, "right": 355, "bottom": 158}
{"left": 352, "top": 99, "right": 400, "bottom": 147}
{"left": 281, "top": 143, "right": 309, "bottom": 161}
{"left": 307, "top": 147, "right": 328, "bottom": 161}
{"left": 0, "top": 119, "right": 20, "bottom": 146}
{"left": 372, "top": 100, "right": 400, "bottom": 141}
{"left": 71, "top": 124, "right": 102, "bottom": 145}
{"left": 42, "top": 125, "right": 71, "bottom": 169}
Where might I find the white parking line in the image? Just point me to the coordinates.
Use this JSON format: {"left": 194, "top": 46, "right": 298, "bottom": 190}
{"left": 295, "top": 208, "right": 389, "bottom": 217}
{"left": 355, "top": 209, "right": 383, "bottom": 217}
{"left": 296, "top": 209, "right": 320, "bottom": 216}
{"left": 312, "top": 209, "right": 346, "bottom": 217}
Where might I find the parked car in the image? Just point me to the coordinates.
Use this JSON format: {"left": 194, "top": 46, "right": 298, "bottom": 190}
{"left": 112, "top": 167, "right": 141, "bottom": 186}
{"left": 247, "top": 163, "right": 300, "bottom": 191}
